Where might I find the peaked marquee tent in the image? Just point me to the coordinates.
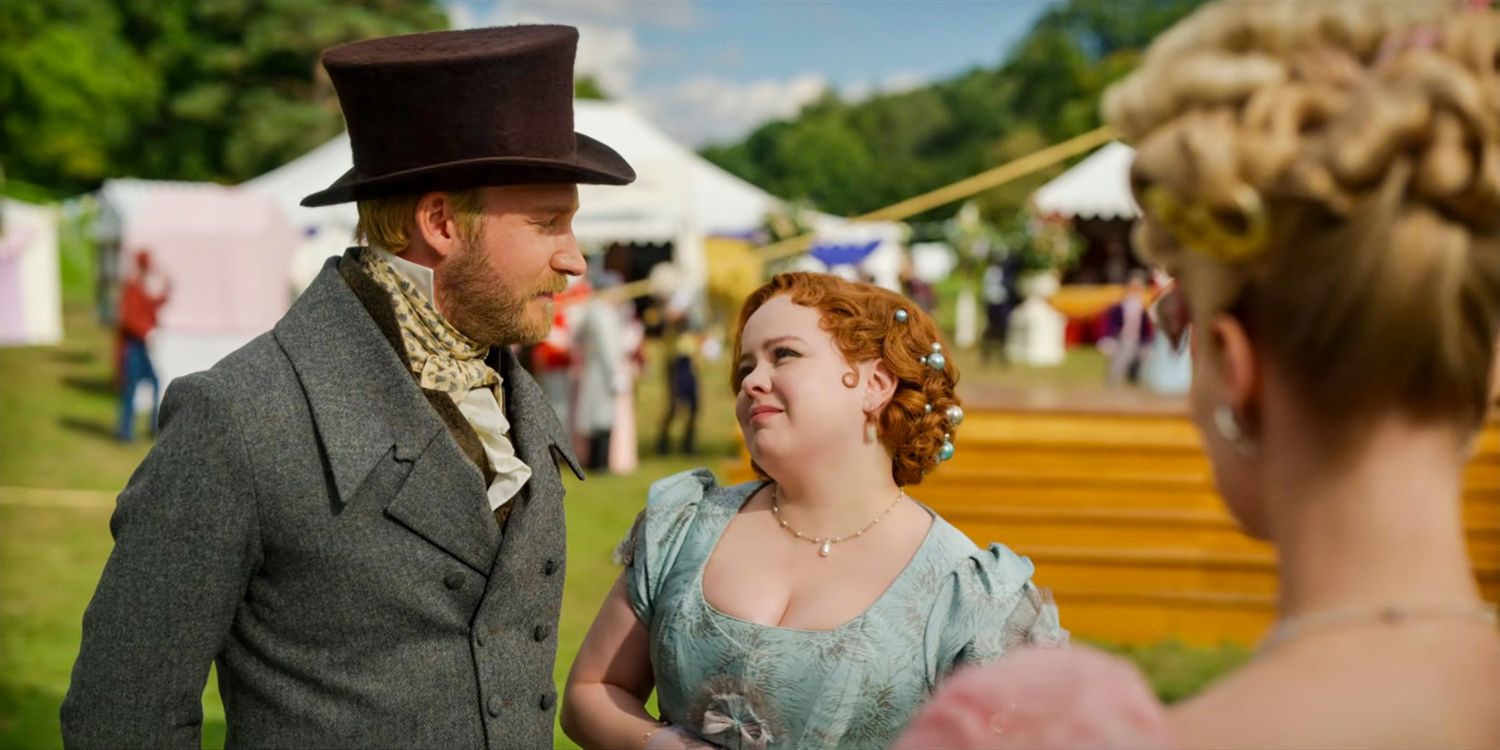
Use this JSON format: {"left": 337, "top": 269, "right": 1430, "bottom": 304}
{"left": 1031, "top": 140, "right": 1139, "bottom": 221}
{"left": 1030, "top": 140, "right": 1144, "bottom": 286}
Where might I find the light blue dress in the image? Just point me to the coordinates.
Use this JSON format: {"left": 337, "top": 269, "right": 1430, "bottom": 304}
{"left": 620, "top": 470, "right": 1065, "bottom": 750}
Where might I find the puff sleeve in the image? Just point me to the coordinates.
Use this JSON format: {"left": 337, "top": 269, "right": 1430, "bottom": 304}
{"left": 924, "top": 543, "right": 1068, "bottom": 684}
{"left": 616, "top": 468, "right": 716, "bottom": 627}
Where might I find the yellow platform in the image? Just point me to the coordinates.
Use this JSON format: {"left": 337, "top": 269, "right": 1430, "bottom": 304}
{"left": 730, "top": 409, "right": 1500, "bottom": 646}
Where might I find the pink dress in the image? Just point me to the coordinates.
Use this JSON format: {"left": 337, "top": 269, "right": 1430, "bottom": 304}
{"left": 893, "top": 645, "right": 1176, "bottom": 750}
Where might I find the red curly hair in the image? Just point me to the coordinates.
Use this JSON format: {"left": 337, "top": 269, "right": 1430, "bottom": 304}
{"left": 732, "top": 272, "right": 961, "bottom": 487}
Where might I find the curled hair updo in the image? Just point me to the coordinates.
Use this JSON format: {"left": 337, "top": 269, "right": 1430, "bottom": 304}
{"left": 1103, "top": 0, "right": 1500, "bottom": 439}
{"left": 732, "top": 272, "right": 960, "bottom": 487}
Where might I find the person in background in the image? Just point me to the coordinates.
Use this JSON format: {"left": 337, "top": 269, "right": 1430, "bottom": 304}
{"left": 1098, "top": 270, "right": 1154, "bottom": 386}
{"left": 115, "top": 249, "right": 170, "bottom": 441}
{"left": 657, "top": 287, "right": 700, "bottom": 455}
{"left": 574, "top": 271, "right": 626, "bottom": 472}
{"left": 897, "top": 2, "right": 1500, "bottom": 747}
{"left": 980, "top": 251, "right": 1020, "bottom": 367}
{"left": 533, "top": 301, "right": 576, "bottom": 431}
{"left": 1141, "top": 271, "right": 1193, "bottom": 395}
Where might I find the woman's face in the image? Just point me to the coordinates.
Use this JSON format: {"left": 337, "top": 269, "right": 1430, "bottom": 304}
{"left": 735, "top": 296, "right": 868, "bottom": 476}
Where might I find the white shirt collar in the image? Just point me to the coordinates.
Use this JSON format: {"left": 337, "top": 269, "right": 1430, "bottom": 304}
{"left": 371, "top": 245, "right": 436, "bottom": 304}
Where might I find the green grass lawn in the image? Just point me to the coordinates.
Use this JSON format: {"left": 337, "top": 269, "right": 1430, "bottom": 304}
{"left": 0, "top": 301, "right": 1241, "bottom": 750}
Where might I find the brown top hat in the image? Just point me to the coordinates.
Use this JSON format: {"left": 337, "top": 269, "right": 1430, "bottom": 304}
{"left": 300, "top": 25, "right": 635, "bottom": 207}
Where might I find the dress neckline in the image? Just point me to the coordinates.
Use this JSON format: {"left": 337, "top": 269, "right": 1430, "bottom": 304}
{"left": 696, "top": 480, "right": 939, "bottom": 634}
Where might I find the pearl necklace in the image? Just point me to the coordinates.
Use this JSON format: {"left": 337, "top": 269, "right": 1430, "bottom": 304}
{"left": 771, "top": 484, "right": 905, "bottom": 557}
{"left": 1258, "top": 601, "right": 1498, "bottom": 654}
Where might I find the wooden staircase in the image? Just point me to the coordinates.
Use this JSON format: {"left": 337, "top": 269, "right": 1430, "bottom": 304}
{"left": 914, "top": 410, "right": 1500, "bottom": 646}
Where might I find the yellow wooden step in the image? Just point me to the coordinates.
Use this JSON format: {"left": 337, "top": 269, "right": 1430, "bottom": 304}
{"left": 926, "top": 462, "right": 1500, "bottom": 501}
{"left": 946, "top": 506, "right": 1500, "bottom": 559}
{"left": 918, "top": 482, "right": 1227, "bottom": 513}
{"left": 945, "top": 448, "right": 1211, "bottom": 477}
{"left": 949, "top": 507, "right": 1273, "bottom": 554}
{"left": 1048, "top": 591, "right": 1275, "bottom": 646}
{"left": 1021, "top": 543, "right": 1499, "bottom": 594}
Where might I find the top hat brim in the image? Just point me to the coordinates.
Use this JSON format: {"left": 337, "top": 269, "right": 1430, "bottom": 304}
{"left": 299, "top": 132, "right": 634, "bottom": 207}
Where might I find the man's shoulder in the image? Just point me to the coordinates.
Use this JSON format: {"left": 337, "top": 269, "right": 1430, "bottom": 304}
{"left": 167, "top": 332, "right": 297, "bottom": 411}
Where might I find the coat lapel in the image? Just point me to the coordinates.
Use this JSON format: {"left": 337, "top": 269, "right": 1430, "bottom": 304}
{"left": 274, "top": 252, "right": 500, "bottom": 572}
{"left": 499, "top": 348, "right": 584, "bottom": 483}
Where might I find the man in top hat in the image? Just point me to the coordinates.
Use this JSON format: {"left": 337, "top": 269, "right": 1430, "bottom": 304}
{"left": 61, "top": 25, "right": 634, "bottom": 749}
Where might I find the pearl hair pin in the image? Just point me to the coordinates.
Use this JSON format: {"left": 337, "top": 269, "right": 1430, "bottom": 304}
{"left": 922, "top": 343, "right": 946, "bottom": 371}
{"left": 946, "top": 404, "right": 964, "bottom": 426}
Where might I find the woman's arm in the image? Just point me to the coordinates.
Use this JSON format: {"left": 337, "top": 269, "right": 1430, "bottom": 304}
{"left": 563, "top": 572, "right": 677, "bottom": 749}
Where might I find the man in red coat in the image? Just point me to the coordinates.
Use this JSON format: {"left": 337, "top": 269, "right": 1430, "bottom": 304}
{"left": 116, "top": 250, "right": 170, "bottom": 441}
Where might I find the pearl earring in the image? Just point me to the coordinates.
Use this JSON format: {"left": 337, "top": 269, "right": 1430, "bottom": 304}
{"left": 1214, "top": 405, "right": 1257, "bottom": 456}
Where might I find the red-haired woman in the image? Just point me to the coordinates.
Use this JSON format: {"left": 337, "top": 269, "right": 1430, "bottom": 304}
{"left": 561, "top": 272, "right": 1063, "bottom": 749}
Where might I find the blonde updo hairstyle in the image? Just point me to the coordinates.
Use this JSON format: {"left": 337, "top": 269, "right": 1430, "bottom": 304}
{"left": 1104, "top": 0, "right": 1500, "bottom": 445}
{"left": 732, "top": 272, "right": 961, "bottom": 487}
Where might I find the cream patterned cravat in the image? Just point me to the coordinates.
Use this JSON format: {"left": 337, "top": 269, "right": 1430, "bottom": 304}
{"left": 358, "top": 248, "right": 498, "bottom": 395}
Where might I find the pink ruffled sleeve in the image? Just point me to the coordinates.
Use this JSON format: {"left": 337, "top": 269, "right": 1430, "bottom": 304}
{"left": 895, "top": 645, "right": 1177, "bottom": 750}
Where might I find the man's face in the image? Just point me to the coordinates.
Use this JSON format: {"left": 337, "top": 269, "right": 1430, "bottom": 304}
{"left": 435, "top": 183, "right": 584, "bottom": 346}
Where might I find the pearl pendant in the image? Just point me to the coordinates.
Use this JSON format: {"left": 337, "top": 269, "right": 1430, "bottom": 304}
{"left": 818, "top": 540, "right": 832, "bottom": 557}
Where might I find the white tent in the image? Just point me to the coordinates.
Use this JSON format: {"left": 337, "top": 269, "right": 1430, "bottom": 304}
{"left": 0, "top": 199, "right": 63, "bottom": 346}
{"left": 241, "top": 137, "right": 361, "bottom": 291}
{"left": 240, "top": 100, "right": 783, "bottom": 292}
{"left": 120, "top": 184, "right": 299, "bottom": 390}
{"left": 1031, "top": 141, "right": 1139, "bottom": 221}
{"left": 97, "top": 178, "right": 225, "bottom": 245}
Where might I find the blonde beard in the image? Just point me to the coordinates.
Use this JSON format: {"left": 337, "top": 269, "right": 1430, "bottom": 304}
{"left": 438, "top": 232, "right": 562, "bottom": 346}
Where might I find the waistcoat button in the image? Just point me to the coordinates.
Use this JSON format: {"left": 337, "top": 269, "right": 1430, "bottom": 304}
{"left": 533, "top": 624, "right": 551, "bottom": 642}
{"left": 539, "top": 692, "right": 556, "bottom": 711}
{"left": 443, "top": 571, "right": 464, "bottom": 589}
{"left": 488, "top": 695, "right": 504, "bottom": 717}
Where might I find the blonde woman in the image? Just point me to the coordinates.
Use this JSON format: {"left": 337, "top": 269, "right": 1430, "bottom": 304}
{"left": 898, "top": 1, "right": 1500, "bottom": 747}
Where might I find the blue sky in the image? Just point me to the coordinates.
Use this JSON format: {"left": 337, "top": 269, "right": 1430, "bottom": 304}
{"left": 448, "top": 1, "right": 1060, "bottom": 146}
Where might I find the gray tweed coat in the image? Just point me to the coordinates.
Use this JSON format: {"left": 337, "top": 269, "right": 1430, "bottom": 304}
{"left": 61, "top": 251, "right": 584, "bottom": 749}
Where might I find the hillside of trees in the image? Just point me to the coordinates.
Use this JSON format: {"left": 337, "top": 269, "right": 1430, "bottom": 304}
{"left": 700, "top": 0, "right": 1206, "bottom": 220}
{"left": 0, "top": 0, "right": 449, "bottom": 196}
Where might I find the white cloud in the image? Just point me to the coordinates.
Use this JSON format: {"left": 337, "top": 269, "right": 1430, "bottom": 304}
{"left": 639, "top": 74, "right": 830, "bottom": 147}
{"left": 449, "top": 0, "right": 702, "bottom": 30}
{"left": 442, "top": 2, "right": 929, "bottom": 149}
{"left": 839, "top": 71, "right": 928, "bottom": 103}
{"left": 446, "top": 1, "right": 676, "bottom": 97}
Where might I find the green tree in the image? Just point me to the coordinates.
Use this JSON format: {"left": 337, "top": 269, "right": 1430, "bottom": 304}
{"left": 0, "top": 0, "right": 448, "bottom": 194}
{"left": 575, "top": 75, "right": 608, "bottom": 100}
{"left": 0, "top": 1, "right": 159, "bottom": 190}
